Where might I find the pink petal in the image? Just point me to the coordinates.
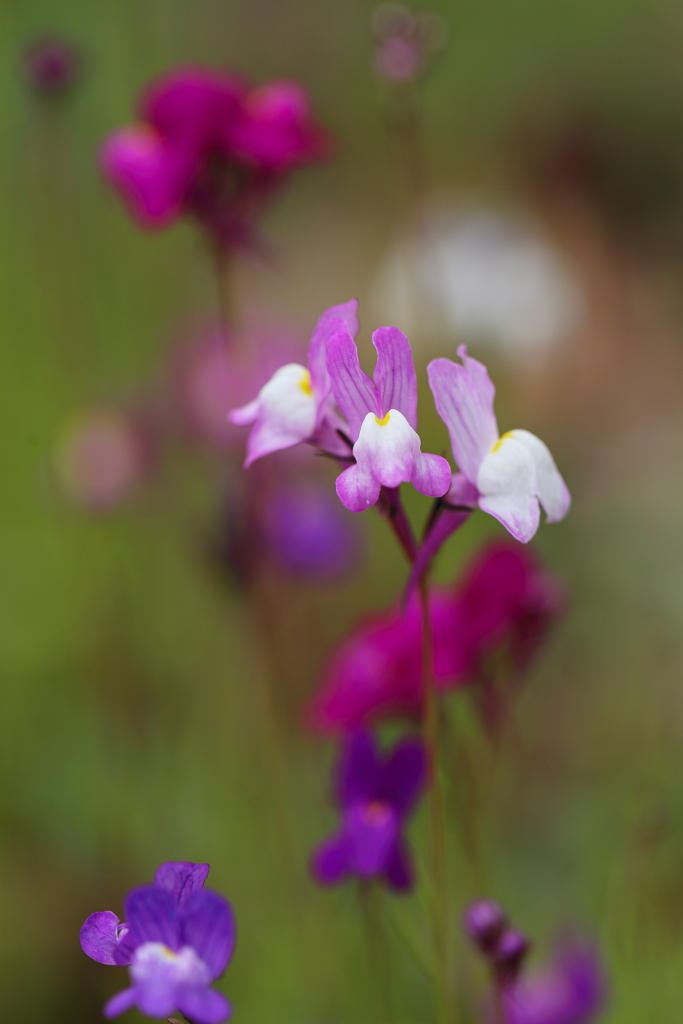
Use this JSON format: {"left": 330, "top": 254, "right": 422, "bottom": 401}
{"left": 372, "top": 326, "right": 418, "bottom": 430}
{"left": 326, "top": 332, "right": 381, "bottom": 441}
{"left": 427, "top": 347, "right": 499, "bottom": 483}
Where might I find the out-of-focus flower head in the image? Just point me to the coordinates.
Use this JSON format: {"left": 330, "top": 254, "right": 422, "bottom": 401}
{"left": 464, "top": 902, "right": 607, "bottom": 1024}
{"left": 503, "top": 940, "right": 606, "bottom": 1024}
{"left": 428, "top": 346, "right": 571, "bottom": 543}
{"left": 311, "top": 729, "right": 426, "bottom": 891}
{"left": 176, "top": 322, "right": 304, "bottom": 448}
{"left": 101, "top": 65, "right": 331, "bottom": 250}
{"left": 55, "top": 408, "right": 153, "bottom": 512}
{"left": 371, "top": 4, "right": 447, "bottom": 82}
{"left": 80, "top": 861, "right": 236, "bottom": 1023}
{"left": 23, "top": 34, "right": 81, "bottom": 96}
{"left": 307, "top": 539, "right": 562, "bottom": 734}
{"left": 211, "top": 472, "right": 364, "bottom": 588}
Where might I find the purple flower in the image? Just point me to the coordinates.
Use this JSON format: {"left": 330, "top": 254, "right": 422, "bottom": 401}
{"left": 371, "top": 4, "right": 447, "bottom": 82}
{"left": 311, "top": 730, "right": 426, "bottom": 891}
{"left": 80, "top": 861, "right": 235, "bottom": 1023}
{"left": 229, "top": 299, "right": 359, "bottom": 466}
{"left": 503, "top": 941, "right": 606, "bottom": 1024}
{"left": 427, "top": 346, "right": 570, "bottom": 543}
{"left": 326, "top": 325, "right": 451, "bottom": 511}
{"left": 101, "top": 66, "right": 330, "bottom": 248}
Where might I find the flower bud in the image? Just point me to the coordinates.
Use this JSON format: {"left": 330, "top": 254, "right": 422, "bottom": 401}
{"left": 463, "top": 900, "right": 508, "bottom": 954}
{"left": 493, "top": 928, "right": 530, "bottom": 984}
{"left": 23, "top": 36, "right": 80, "bottom": 95}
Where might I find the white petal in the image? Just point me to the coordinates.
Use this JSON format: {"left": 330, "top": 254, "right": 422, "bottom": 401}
{"left": 510, "top": 429, "right": 571, "bottom": 522}
{"left": 476, "top": 436, "right": 540, "bottom": 543}
{"left": 258, "top": 363, "right": 317, "bottom": 436}
{"left": 353, "top": 409, "right": 417, "bottom": 489}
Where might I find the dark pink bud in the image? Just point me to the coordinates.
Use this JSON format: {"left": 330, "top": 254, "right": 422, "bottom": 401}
{"left": 23, "top": 35, "right": 80, "bottom": 95}
{"left": 494, "top": 928, "right": 530, "bottom": 983}
{"left": 463, "top": 900, "right": 508, "bottom": 954}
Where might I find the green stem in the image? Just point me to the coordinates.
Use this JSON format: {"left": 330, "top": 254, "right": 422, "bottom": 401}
{"left": 419, "top": 576, "right": 451, "bottom": 1024}
{"left": 359, "top": 880, "right": 392, "bottom": 1024}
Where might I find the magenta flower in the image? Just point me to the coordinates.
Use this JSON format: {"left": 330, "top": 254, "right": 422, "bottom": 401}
{"left": 427, "top": 346, "right": 570, "bottom": 543}
{"left": 326, "top": 325, "right": 451, "bottom": 511}
{"left": 311, "top": 730, "right": 426, "bottom": 890}
{"left": 503, "top": 942, "right": 606, "bottom": 1024}
{"left": 80, "top": 861, "right": 235, "bottom": 1023}
{"left": 101, "top": 66, "right": 329, "bottom": 247}
{"left": 307, "top": 539, "right": 562, "bottom": 734}
{"left": 229, "top": 299, "right": 358, "bottom": 466}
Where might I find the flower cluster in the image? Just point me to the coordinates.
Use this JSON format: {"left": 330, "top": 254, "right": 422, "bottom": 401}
{"left": 307, "top": 539, "right": 563, "bottom": 733}
{"left": 464, "top": 900, "right": 606, "bottom": 1024}
{"left": 81, "top": 862, "right": 236, "bottom": 1023}
{"left": 232, "top": 301, "right": 570, "bottom": 548}
{"left": 101, "top": 66, "right": 330, "bottom": 249}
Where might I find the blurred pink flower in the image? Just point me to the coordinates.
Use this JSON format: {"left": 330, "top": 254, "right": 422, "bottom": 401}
{"left": 55, "top": 409, "right": 151, "bottom": 511}
{"left": 101, "top": 66, "right": 331, "bottom": 249}
{"left": 175, "top": 323, "right": 305, "bottom": 448}
{"left": 307, "top": 539, "right": 563, "bottom": 733}
{"left": 371, "top": 4, "right": 447, "bottom": 82}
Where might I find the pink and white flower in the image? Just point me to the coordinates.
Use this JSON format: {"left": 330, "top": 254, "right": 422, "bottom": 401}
{"left": 427, "top": 345, "right": 570, "bottom": 543}
{"left": 326, "top": 325, "right": 451, "bottom": 512}
{"left": 229, "top": 300, "right": 358, "bottom": 466}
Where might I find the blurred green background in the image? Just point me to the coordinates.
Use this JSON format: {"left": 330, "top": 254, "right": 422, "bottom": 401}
{"left": 5, "top": 0, "right": 683, "bottom": 1021}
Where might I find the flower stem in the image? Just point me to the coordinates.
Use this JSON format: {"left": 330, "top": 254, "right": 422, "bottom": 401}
{"left": 359, "top": 880, "right": 392, "bottom": 1024}
{"left": 419, "top": 575, "right": 451, "bottom": 1024}
{"left": 212, "top": 244, "right": 235, "bottom": 336}
{"left": 493, "top": 980, "right": 508, "bottom": 1024}
{"left": 378, "top": 485, "right": 418, "bottom": 563}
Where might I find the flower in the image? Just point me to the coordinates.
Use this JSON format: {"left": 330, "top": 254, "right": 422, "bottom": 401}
{"left": 55, "top": 409, "right": 151, "bottom": 511}
{"left": 80, "top": 861, "right": 235, "bottom": 1023}
{"left": 23, "top": 35, "right": 81, "bottom": 95}
{"left": 101, "top": 66, "right": 330, "bottom": 248}
{"left": 307, "top": 539, "right": 562, "bottom": 734}
{"left": 427, "top": 345, "right": 570, "bottom": 543}
{"left": 311, "top": 730, "right": 426, "bottom": 890}
{"left": 229, "top": 299, "right": 359, "bottom": 466}
{"left": 502, "top": 941, "right": 606, "bottom": 1024}
{"left": 371, "top": 4, "right": 447, "bottom": 82}
{"left": 326, "top": 325, "right": 451, "bottom": 511}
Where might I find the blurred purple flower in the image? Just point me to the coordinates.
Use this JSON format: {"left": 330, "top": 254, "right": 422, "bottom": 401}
{"left": 230, "top": 299, "right": 358, "bottom": 465}
{"left": 311, "top": 730, "right": 426, "bottom": 891}
{"left": 23, "top": 35, "right": 80, "bottom": 95}
{"left": 428, "top": 346, "right": 570, "bottom": 543}
{"left": 307, "top": 539, "right": 562, "bottom": 734}
{"left": 463, "top": 900, "right": 508, "bottom": 954}
{"left": 371, "top": 4, "right": 447, "bottom": 82}
{"left": 101, "top": 66, "right": 330, "bottom": 249}
{"left": 326, "top": 324, "right": 451, "bottom": 511}
{"left": 80, "top": 861, "right": 235, "bottom": 1023}
{"left": 262, "top": 479, "right": 364, "bottom": 581}
{"left": 55, "top": 409, "right": 152, "bottom": 511}
{"left": 502, "top": 941, "right": 606, "bottom": 1024}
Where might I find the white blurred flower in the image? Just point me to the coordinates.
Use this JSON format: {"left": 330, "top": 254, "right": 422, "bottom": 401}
{"left": 372, "top": 200, "right": 584, "bottom": 364}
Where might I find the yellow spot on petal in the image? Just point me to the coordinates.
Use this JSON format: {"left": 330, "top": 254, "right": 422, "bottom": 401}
{"left": 492, "top": 430, "right": 513, "bottom": 453}
{"left": 300, "top": 371, "right": 312, "bottom": 397}
{"left": 362, "top": 801, "right": 392, "bottom": 826}
{"left": 375, "top": 411, "right": 391, "bottom": 426}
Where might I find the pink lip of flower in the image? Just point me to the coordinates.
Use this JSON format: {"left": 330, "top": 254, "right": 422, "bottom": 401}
{"left": 427, "top": 345, "right": 571, "bottom": 544}
{"left": 229, "top": 80, "right": 332, "bottom": 173}
{"left": 326, "top": 325, "right": 452, "bottom": 512}
{"left": 228, "top": 299, "right": 359, "bottom": 467}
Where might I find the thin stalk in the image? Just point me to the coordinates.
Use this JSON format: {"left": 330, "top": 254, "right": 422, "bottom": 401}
{"left": 493, "top": 980, "right": 507, "bottom": 1024}
{"left": 212, "top": 244, "right": 235, "bottom": 336}
{"left": 246, "top": 570, "right": 296, "bottom": 884}
{"left": 359, "top": 880, "right": 392, "bottom": 1024}
{"left": 378, "top": 485, "right": 418, "bottom": 564}
{"left": 419, "top": 575, "right": 451, "bottom": 1024}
